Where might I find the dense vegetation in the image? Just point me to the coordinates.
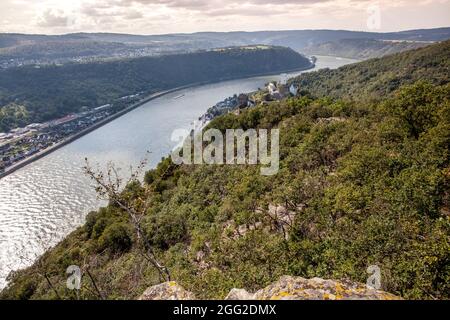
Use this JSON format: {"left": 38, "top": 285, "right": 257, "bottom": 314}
{"left": 1, "top": 41, "right": 449, "bottom": 300}
{"left": 0, "top": 46, "right": 311, "bottom": 132}
{"left": 291, "top": 40, "right": 450, "bottom": 101}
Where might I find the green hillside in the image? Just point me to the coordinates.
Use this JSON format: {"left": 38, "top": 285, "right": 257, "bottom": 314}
{"left": 0, "top": 46, "right": 311, "bottom": 132}
{"left": 291, "top": 40, "right": 449, "bottom": 100}
{"left": 1, "top": 41, "right": 449, "bottom": 300}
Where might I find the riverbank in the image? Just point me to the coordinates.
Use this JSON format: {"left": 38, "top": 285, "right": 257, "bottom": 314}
{"left": 0, "top": 62, "right": 314, "bottom": 179}
{"left": 0, "top": 88, "right": 184, "bottom": 179}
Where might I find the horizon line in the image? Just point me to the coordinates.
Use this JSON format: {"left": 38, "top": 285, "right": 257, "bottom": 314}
{"left": 1, "top": 26, "right": 450, "bottom": 37}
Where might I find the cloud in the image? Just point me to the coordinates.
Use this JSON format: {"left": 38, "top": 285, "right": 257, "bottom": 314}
{"left": 124, "top": 11, "right": 144, "bottom": 19}
{"left": 79, "top": 1, "right": 145, "bottom": 22}
{"left": 1, "top": 0, "right": 448, "bottom": 34}
{"left": 75, "top": 0, "right": 450, "bottom": 24}
{"left": 37, "top": 9, "right": 72, "bottom": 27}
{"left": 127, "top": 0, "right": 331, "bottom": 7}
{"left": 112, "top": 0, "right": 334, "bottom": 13}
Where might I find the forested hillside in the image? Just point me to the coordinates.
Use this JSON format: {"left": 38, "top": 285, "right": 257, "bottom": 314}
{"left": 291, "top": 40, "right": 450, "bottom": 100}
{"left": 0, "top": 46, "right": 311, "bottom": 132}
{"left": 1, "top": 41, "right": 448, "bottom": 300}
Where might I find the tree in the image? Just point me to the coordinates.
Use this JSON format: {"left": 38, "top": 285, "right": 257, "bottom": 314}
{"left": 83, "top": 158, "right": 171, "bottom": 282}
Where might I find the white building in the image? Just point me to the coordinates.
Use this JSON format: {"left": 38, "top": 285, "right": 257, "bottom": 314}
{"left": 267, "top": 82, "right": 278, "bottom": 95}
{"left": 289, "top": 84, "right": 299, "bottom": 96}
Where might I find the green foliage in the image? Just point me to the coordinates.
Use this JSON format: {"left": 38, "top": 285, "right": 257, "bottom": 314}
{"left": 144, "top": 207, "right": 188, "bottom": 250}
{"left": 381, "top": 81, "right": 446, "bottom": 138}
{"left": 291, "top": 40, "right": 450, "bottom": 102}
{"left": 84, "top": 211, "right": 99, "bottom": 238}
{"left": 11, "top": 278, "right": 36, "bottom": 300}
{"left": 0, "top": 103, "right": 30, "bottom": 132}
{"left": 98, "top": 223, "right": 133, "bottom": 253}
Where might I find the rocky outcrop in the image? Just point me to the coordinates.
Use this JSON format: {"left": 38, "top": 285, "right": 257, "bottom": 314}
{"left": 139, "top": 276, "right": 401, "bottom": 300}
{"left": 225, "top": 288, "right": 255, "bottom": 300}
{"left": 139, "top": 281, "right": 195, "bottom": 300}
{"left": 221, "top": 204, "right": 301, "bottom": 242}
{"left": 225, "top": 276, "right": 400, "bottom": 300}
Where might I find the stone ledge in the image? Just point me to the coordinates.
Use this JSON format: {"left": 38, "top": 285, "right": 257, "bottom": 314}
{"left": 139, "top": 276, "right": 401, "bottom": 300}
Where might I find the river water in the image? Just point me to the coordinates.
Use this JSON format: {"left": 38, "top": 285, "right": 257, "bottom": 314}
{"left": 0, "top": 56, "right": 357, "bottom": 289}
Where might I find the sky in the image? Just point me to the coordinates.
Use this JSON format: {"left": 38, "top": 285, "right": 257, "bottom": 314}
{"left": 0, "top": 0, "right": 449, "bottom": 35}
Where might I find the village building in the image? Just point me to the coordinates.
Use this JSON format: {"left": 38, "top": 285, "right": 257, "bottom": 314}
{"left": 237, "top": 93, "right": 249, "bottom": 108}
{"left": 289, "top": 84, "right": 299, "bottom": 96}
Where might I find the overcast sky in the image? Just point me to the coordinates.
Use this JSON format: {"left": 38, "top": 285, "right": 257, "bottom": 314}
{"left": 0, "top": 0, "right": 449, "bottom": 35}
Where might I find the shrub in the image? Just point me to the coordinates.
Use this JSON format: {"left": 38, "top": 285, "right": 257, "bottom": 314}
{"left": 98, "top": 223, "right": 133, "bottom": 253}
{"left": 144, "top": 212, "right": 188, "bottom": 250}
{"left": 84, "top": 211, "right": 99, "bottom": 237}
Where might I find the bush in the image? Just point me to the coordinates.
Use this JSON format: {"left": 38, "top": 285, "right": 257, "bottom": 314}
{"left": 91, "top": 217, "right": 108, "bottom": 240}
{"left": 144, "top": 211, "right": 188, "bottom": 250}
{"left": 15, "top": 279, "right": 36, "bottom": 300}
{"left": 98, "top": 223, "right": 133, "bottom": 253}
{"left": 84, "top": 211, "right": 99, "bottom": 237}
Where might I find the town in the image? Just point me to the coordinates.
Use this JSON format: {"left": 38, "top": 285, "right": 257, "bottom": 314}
{"left": 199, "top": 80, "right": 301, "bottom": 125}
{"left": 0, "top": 93, "right": 143, "bottom": 175}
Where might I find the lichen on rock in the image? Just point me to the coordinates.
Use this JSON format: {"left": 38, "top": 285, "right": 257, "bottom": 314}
{"left": 139, "top": 276, "right": 401, "bottom": 300}
{"left": 225, "top": 288, "right": 255, "bottom": 300}
{"left": 249, "top": 276, "right": 401, "bottom": 300}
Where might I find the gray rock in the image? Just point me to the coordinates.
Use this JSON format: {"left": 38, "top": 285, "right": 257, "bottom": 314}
{"left": 225, "top": 288, "right": 255, "bottom": 300}
{"left": 138, "top": 276, "right": 401, "bottom": 300}
{"left": 139, "top": 281, "right": 195, "bottom": 300}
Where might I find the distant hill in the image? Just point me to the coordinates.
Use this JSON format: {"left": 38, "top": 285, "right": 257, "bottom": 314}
{"left": 0, "top": 46, "right": 312, "bottom": 132}
{"left": 302, "top": 38, "right": 430, "bottom": 59}
{"left": 1, "top": 28, "right": 449, "bottom": 67}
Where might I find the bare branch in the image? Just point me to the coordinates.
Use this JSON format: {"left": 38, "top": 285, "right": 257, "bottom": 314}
{"left": 83, "top": 157, "right": 170, "bottom": 282}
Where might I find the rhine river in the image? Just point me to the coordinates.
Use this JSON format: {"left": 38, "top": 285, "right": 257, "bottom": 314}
{"left": 0, "top": 56, "right": 357, "bottom": 288}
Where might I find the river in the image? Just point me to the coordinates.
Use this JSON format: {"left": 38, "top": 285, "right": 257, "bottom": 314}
{"left": 0, "top": 55, "right": 357, "bottom": 289}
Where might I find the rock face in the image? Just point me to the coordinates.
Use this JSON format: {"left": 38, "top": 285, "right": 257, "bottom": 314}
{"left": 226, "top": 276, "right": 401, "bottom": 300}
{"left": 139, "top": 276, "right": 401, "bottom": 300}
{"left": 225, "top": 288, "right": 255, "bottom": 300}
{"left": 139, "top": 281, "right": 195, "bottom": 300}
